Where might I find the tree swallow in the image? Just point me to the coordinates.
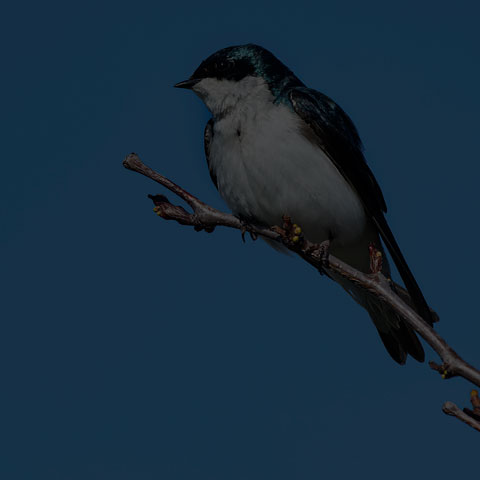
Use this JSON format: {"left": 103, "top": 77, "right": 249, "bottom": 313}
{"left": 175, "top": 44, "right": 435, "bottom": 364}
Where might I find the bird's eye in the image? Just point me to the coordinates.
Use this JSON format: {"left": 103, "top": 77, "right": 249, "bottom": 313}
{"left": 217, "top": 59, "right": 235, "bottom": 73}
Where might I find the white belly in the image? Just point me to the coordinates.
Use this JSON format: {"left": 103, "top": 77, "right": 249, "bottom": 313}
{"left": 209, "top": 102, "right": 370, "bottom": 249}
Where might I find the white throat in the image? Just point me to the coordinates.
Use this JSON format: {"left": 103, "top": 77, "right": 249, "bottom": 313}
{"left": 192, "top": 76, "right": 271, "bottom": 118}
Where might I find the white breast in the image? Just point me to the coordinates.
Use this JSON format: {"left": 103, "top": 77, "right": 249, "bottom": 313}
{"left": 210, "top": 94, "right": 366, "bottom": 251}
{"left": 207, "top": 85, "right": 370, "bottom": 252}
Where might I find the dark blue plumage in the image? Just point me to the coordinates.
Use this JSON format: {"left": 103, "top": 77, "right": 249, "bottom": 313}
{"left": 191, "top": 44, "right": 304, "bottom": 98}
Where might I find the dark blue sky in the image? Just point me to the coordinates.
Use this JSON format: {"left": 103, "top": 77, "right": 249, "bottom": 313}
{"left": 2, "top": 1, "right": 480, "bottom": 478}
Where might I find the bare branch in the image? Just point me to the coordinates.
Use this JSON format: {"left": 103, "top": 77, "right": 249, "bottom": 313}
{"left": 123, "top": 152, "right": 480, "bottom": 429}
{"left": 443, "top": 400, "right": 480, "bottom": 432}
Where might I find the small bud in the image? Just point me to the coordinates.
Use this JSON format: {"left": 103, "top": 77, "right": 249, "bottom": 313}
{"left": 292, "top": 235, "right": 300, "bottom": 243}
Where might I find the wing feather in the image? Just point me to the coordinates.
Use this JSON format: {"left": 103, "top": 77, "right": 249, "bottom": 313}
{"left": 288, "top": 87, "right": 435, "bottom": 326}
{"left": 204, "top": 118, "right": 218, "bottom": 189}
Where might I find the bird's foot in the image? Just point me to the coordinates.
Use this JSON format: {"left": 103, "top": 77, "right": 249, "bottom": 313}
{"left": 309, "top": 239, "right": 330, "bottom": 275}
{"left": 369, "top": 242, "right": 383, "bottom": 274}
{"left": 238, "top": 218, "right": 258, "bottom": 243}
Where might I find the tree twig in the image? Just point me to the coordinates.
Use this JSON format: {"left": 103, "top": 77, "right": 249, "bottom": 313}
{"left": 123, "top": 152, "right": 480, "bottom": 429}
{"left": 443, "top": 400, "right": 480, "bottom": 432}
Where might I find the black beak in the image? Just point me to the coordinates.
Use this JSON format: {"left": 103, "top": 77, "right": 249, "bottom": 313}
{"left": 174, "top": 78, "right": 200, "bottom": 89}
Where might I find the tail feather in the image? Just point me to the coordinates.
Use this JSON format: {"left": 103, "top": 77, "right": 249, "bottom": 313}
{"left": 392, "top": 281, "right": 439, "bottom": 324}
{"left": 372, "top": 215, "right": 436, "bottom": 326}
{"left": 371, "top": 306, "right": 425, "bottom": 364}
{"left": 328, "top": 221, "right": 435, "bottom": 364}
{"left": 332, "top": 270, "right": 425, "bottom": 364}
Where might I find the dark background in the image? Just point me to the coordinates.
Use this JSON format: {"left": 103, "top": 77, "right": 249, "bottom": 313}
{"left": 2, "top": 1, "right": 479, "bottom": 478}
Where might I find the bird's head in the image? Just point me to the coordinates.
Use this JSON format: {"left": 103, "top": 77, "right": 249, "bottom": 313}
{"left": 175, "top": 44, "right": 302, "bottom": 116}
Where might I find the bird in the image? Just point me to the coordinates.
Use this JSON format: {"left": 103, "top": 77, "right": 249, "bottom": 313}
{"left": 174, "top": 44, "right": 436, "bottom": 364}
